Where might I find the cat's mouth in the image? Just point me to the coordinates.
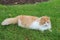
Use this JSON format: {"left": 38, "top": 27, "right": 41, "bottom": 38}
{"left": 44, "top": 25, "right": 48, "bottom": 26}
{"left": 43, "top": 22, "right": 49, "bottom": 26}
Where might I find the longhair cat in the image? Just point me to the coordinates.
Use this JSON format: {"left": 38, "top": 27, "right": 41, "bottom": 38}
{"left": 1, "top": 15, "right": 52, "bottom": 32}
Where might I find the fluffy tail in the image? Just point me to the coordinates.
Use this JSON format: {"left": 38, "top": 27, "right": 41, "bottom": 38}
{"left": 1, "top": 17, "right": 18, "bottom": 25}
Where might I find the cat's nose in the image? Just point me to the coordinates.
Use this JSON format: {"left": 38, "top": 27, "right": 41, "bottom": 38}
{"left": 45, "top": 23, "right": 48, "bottom": 26}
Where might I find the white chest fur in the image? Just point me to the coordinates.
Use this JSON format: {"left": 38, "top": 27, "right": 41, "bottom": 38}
{"left": 29, "top": 20, "right": 51, "bottom": 31}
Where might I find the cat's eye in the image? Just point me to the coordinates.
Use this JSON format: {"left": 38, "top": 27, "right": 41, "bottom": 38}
{"left": 47, "top": 22, "right": 49, "bottom": 23}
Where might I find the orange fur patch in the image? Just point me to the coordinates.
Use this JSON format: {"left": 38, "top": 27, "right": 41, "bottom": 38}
{"left": 18, "top": 15, "right": 38, "bottom": 27}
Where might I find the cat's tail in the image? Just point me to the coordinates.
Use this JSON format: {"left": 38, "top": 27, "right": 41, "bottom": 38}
{"left": 1, "top": 16, "right": 19, "bottom": 25}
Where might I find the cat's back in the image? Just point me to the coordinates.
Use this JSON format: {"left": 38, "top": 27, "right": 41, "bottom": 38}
{"left": 18, "top": 15, "right": 38, "bottom": 27}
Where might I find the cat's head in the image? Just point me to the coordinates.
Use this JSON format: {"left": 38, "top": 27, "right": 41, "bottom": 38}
{"left": 40, "top": 16, "right": 50, "bottom": 25}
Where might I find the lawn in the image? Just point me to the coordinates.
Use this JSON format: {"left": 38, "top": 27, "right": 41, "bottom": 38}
{"left": 0, "top": 0, "right": 60, "bottom": 40}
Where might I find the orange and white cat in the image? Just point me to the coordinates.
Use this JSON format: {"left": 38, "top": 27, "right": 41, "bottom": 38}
{"left": 1, "top": 15, "right": 52, "bottom": 32}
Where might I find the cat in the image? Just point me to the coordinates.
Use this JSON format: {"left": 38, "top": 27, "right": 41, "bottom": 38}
{"left": 1, "top": 15, "right": 52, "bottom": 32}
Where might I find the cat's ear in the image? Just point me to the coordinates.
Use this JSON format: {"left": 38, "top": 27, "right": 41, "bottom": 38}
{"left": 48, "top": 16, "right": 50, "bottom": 19}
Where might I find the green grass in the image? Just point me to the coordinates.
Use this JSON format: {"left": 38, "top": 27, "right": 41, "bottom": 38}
{"left": 0, "top": 0, "right": 60, "bottom": 40}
